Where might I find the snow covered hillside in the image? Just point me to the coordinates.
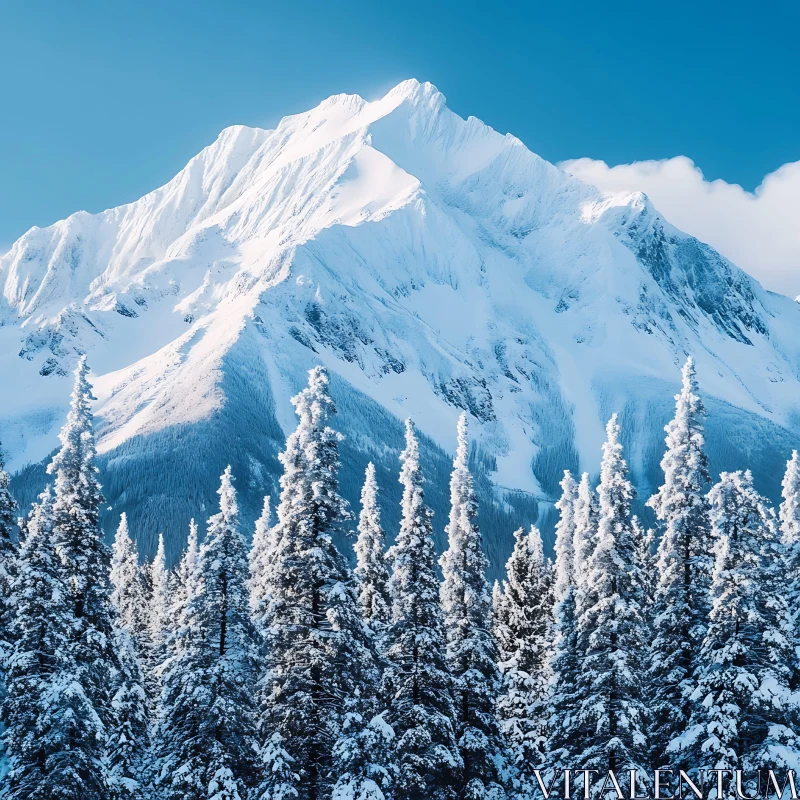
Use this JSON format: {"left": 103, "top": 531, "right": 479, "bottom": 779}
{"left": 2, "top": 79, "right": 799, "bottom": 568}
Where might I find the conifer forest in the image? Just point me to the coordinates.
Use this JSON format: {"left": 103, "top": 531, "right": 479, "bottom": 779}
{"left": 1, "top": 356, "right": 799, "bottom": 800}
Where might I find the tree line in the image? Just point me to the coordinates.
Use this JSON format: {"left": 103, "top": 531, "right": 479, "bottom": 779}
{"left": 0, "top": 356, "right": 798, "bottom": 800}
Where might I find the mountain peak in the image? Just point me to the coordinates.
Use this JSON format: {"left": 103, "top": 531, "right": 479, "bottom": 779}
{"left": 383, "top": 78, "right": 446, "bottom": 107}
{"left": 1, "top": 81, "right": 797, "bottom": 550}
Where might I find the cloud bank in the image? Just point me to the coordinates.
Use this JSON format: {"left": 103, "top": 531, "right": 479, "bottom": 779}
{"left": 561, "top": 156, "right": 800, "bottom": 299}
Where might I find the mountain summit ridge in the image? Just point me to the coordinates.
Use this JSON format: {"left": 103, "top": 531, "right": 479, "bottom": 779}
{"left": 2, "top": 79, "right": 799, "bottom": 562}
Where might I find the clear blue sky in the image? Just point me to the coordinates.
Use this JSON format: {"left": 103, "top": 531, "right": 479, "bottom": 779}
{"left": 1, "top": 0, "right": 797, "bottom": 246}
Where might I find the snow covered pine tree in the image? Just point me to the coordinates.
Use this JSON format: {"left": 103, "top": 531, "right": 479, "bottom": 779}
{"left": 155, "top": 467, "right": 260, "bottom": 800}
{"left": 549, "top": 471, "right": 598, "bottom": 770}
{"left": 248, "top": 496, "right": 273, "bottom": 617}
{"left": 354, "top": 463, "right": 391, "bottom": 636}
{"left": 2, "top": 488, "right": 70, "bottom": 800}
{"left": 674, "top": 471, "right": 798, "bottom": 792}
{"left": 146, "top": 531, "right": 171, "bottom": 697}
{"left": 110, "top": 514, "right": 149, "bottom": 645}
{"left": 45, "top": 356, "right": 120, "bottom": 799}
{"left": 0, "top": 442, "right": 19, "bottom": 684}
{"left": 493, "top": 524, "right": 552, "bottom": 791}
{"left": 780, "top": 450, "right": 800, "bottom": 692}
{"left": 108, "top": 626, "right": 149, "bottom": 799}
{"left": 440, "top": 413, "right": 507, "bottom": 800}
{"left": 253, "top": 367, "right": 380, "bottom": 800}
{"left": 383, "top": 418, "right": 461, "bottom": 800}
{"left": 109, "top": 513, "right": 149, "bottom": 799}
{"left": 0, "top": 441, "right": 19, "bottom": 774}
{"left": 548, "top": 471, "right": 580, "bottom": 772}
{"left": 573, "top": 416, "right": 650, "bottom": 792}
{"left": 173, "top": 517, "right": 200, "bottom": 621}
{"left": 646, "top": 357, "right": 713, "bottom": 768}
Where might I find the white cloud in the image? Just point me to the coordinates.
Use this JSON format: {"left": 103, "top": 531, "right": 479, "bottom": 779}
{"left": 560, "top": 156, "right": 800, "bottom": 299}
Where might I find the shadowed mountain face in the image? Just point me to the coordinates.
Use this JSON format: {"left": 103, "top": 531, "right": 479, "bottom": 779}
{"left": 3, "top": 80, "right": 800, "bottom": 573}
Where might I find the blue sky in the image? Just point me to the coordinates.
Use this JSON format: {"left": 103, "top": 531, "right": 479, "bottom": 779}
{"left": 1, "top": 0, "right": 797, "bottom": 249}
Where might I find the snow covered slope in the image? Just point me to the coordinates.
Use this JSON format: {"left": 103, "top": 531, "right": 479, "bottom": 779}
{"left": 3, "top": 80, "right": 800, "bottom": 567}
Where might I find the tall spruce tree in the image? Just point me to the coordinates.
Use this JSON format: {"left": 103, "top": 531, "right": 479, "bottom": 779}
{"left": 0, "top": 441, "right": 19, "bottom": 773}
{"left": 354, "top": 463, "right": 391, "bottom": 633}
{"left": 646, "top": 357, "right": 713, "bottom": 766}
{"left": 573, "top": 415, "right": 649, "bottom": 787}
{"left": 174, "top": 518, "right": 200, "bottom": 620}
{"left": 673, "top": 471, "right": 798, "bottom": 789}
{"left": 548, "top": 471, "right": 580, "bottom": 769}
{"left": 2, "top": 488, "right": 73, "bottom": 800}
{"left": 155, "top": 467, "right": 260, "bottom": 800}
{"left": 0, "top": 441, "right": 19, "bottom": 668}
{"left": 248, "top": 496, "right": 272, "bottom": 616}
{"left": 633, "top": 517, "right": 656, "bottom": 606}
{"left": 254, "top": 367, "right": 378, "bottom": 800}
{"left": 552, "top": 471, "right": 578, "bottom": 616}
{"left": 490, "top": 583, "right": 506, "bottom": 645}
{"left": 148, "top": 533, "right": 171, "bottom": 651}
{"left": 493, "top": 525, "right": 552, "bottom": 780}
{"left": 572, "top": 472, "right": 599, "bottom": 604}
{"left": 143, "top": 532, "right": 170, "bottom": 706}
{"left": 383, "top": 418, "right": 461, "bottom": 800}
{"left": 110, "top": 513, "right": 149, "bottom": 644}
{"left": 46, "top": 355, "right": 118, "bottom": 798}
{"left": 549, "top": 471, "right": 598, "bottom": 769}
{"left": 780, "top": 450, "right": 800, "bottom": 691}
{"left": 108, "top": 627, "right": 149, "bottom": 800}
{"left": 440, "top": 413, "right": 506, "bottom": 800}
{"left": 108, "top": 513, "right": 149, "bottom": 799}
{"left": 332, "top": 711, "right": 398, "bottom": 800}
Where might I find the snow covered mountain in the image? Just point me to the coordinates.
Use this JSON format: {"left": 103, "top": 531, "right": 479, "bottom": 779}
{"left": 3, "top": 79, "right": 800, "bottom": 568}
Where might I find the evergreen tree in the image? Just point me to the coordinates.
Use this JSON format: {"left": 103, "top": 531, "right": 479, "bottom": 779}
{"left": 148, "top": 533, "right": 171, "bottom": 652}
{"left": 46, "top": 355, "right": 118, "bottom": 798}
{"left": 572, "top": 472, "right": 599, "bottom": 604}
{"left": 548, "top": 472, "right": 599, "bottom": 771}
{"left": 108, "top": 627, "right": 149, "bottom": 799}
{"left": 633, "top": 517, "right": 656, "bottom": 606}
{"left": 780, "top": 450, "right": 800, "bottom": 690}
{"left": 490, "top": 583, "right": 505, "bottom": 635}
{"left": 573, "top": 415, "right": 649, "bottom": 786}
{"left": 108, "top": 513, "right": 149, "bottom": 799}
{"left": 254, "top": 367, "right": 378, "bottom": 800}
{"left": 751, "top": 501, "right": 798, "bottom": 775}
{"left": 0, "top": 441, "right": 19, "bottom": 666}
{"left": 258, "top": 731, "right": 299, "bottom": 800}
{"left": 332, "top": 712, "right": 397, "bottom": 800}
{"left": 143, "top": 532, "right": 170, "bottom": 706}
{"left": 673, "top": 471, "right": 798, "bottom": 788}
{"left": 354, "top": 463, "right": 391, "bottom": 633}
{"left": 493, "top": 525, "right": 552, "bottom": 780}
{"left": 110, "top": 513, "right": 149, "bottom": 644}
{"left": 155, "top": 467, "right": 260, "bottom": 800}
{"left": 1, "top": 488, "right": 72, "bottom": 800}
{"left": 646, "top": 357, "right": 713, "bottom": 766}
{"left": 548, "top": 471, "right": 580, "bottom": 769}
{"left": 174, "top": 518, "right": 200, "bottom": 620}
{"left": 249, "top": 496, "right": 272, "bottom": 616}
{"left": 0, "top": 441, "right": 19, "bottom": 773}
{"left": 440, "top": 413, "right": 506, "bottom": 800}
{"left": 552, "top": 471, "right": 578, "bottom": 614}
{"left": 383, "top": 419, "right": 461, "bottom": 800}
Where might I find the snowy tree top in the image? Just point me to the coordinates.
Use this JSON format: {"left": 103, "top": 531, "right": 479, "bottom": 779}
{"left": 553, "top": 469, "right": 578, "bottom": 600}
{"left": 47, "top": 355, "right": 98, "bottom": 480}
{"left": 400, "top": 418, "right": 423, "bottom": 489}
{"left": 217, "top": 465, "right": 238, "bottom": 520}
{"left": 780, "top": 449, "right": 800, "bottom": 545}
{"left": 291, "top": 365, "right": 335, "bottom": 427}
